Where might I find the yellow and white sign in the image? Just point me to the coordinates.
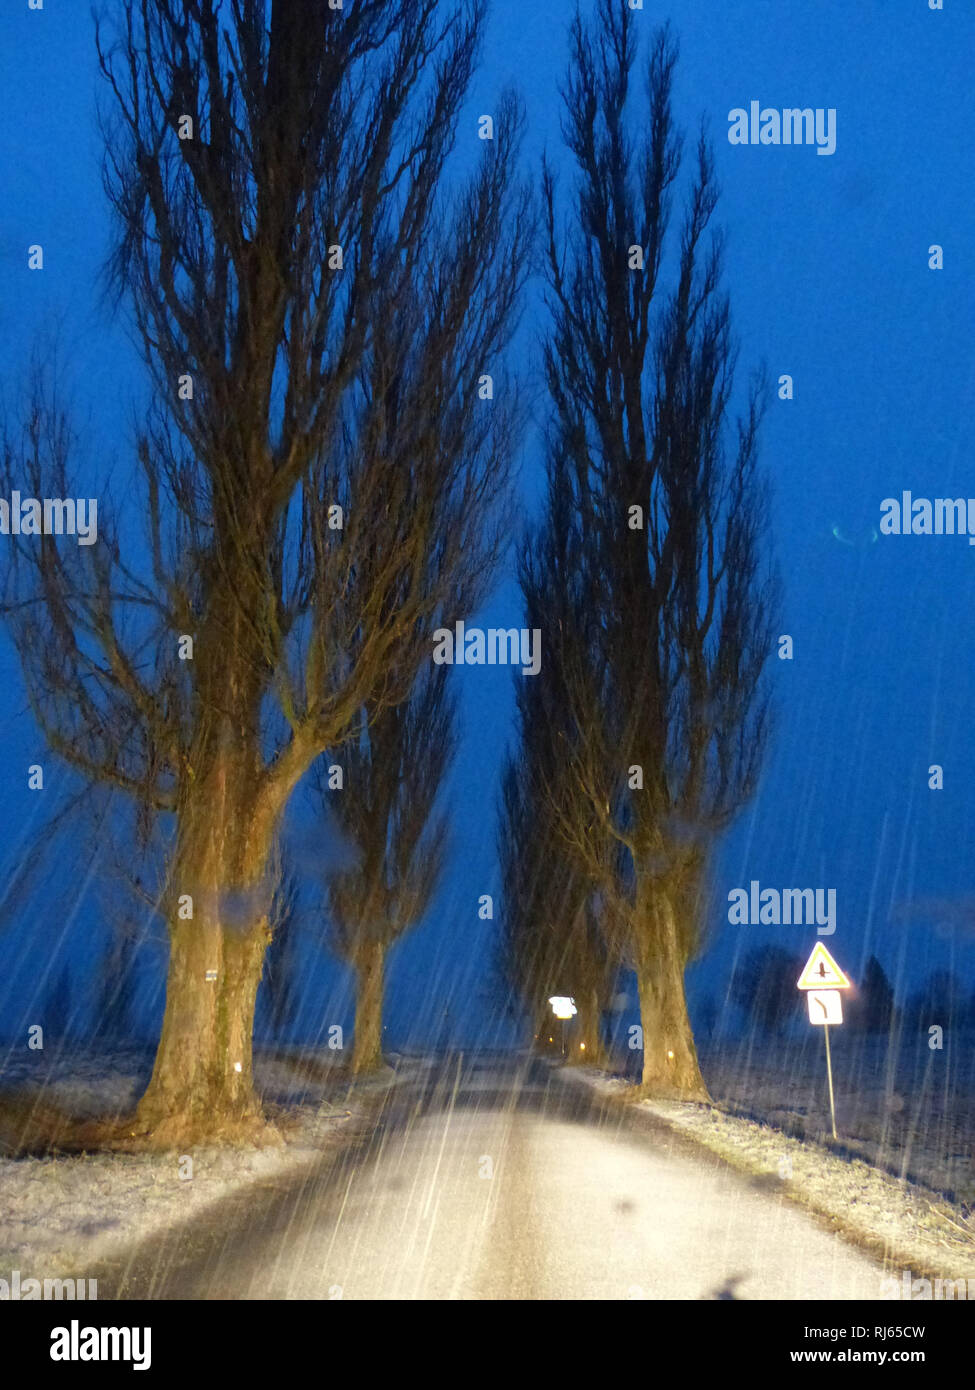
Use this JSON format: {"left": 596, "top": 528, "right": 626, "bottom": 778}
{"left": 797, "top": 943, "right": 851, "bottom": 991}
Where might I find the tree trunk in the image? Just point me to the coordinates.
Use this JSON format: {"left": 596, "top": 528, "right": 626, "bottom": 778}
{"left": 635, "top": 887, "right": 710, "bottom": 1101}
{"left": 568, "top": 985, "right": 608, "bottom": 1066}
{"left": 531, "top": 1004, "right": 552, "bottom": 1053}
{"left": 351, "top": 939, "right": 385, "bottom": 1074}
{"left": 133, "top": 746, "right": 290, "bottom": 1146}
{"left": 134, "top": 911, "right": 271, "bottom": 1144}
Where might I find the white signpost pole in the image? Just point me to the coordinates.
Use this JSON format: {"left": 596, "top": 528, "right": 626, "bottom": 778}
{"left": 823, "top": 1021, "right": 837, "bottom": 1141}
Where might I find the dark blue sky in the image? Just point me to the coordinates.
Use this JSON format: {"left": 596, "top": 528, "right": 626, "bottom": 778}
{"left": 1, "top": 1, "right": 974, "bottom": 1049}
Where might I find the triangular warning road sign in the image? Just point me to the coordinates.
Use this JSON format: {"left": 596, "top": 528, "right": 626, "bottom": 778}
{"left": 797, "top": 943, "right": 851, "bottom": 990}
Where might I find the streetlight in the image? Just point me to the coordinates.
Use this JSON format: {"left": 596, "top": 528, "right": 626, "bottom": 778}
{"left": 548, "top": 995, "right": 577, "bottom": 1057}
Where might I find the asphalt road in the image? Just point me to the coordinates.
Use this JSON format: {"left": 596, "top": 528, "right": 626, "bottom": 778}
{"left": 91, "top": 1057, "right": 888, "bottom": 1300}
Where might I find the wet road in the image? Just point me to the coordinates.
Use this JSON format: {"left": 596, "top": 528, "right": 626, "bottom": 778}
{"left": 90, "top": 1057, "right": 888, "bottom": 1300}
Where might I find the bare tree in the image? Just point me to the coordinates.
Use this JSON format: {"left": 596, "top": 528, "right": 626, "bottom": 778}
{"left": 1, "top": 1, "right": 529, "bottom": 1142}
{"left": 314, "top": 663, "right": 456, "bottom": 1074}
{"left": 534, "top": 6, "right": 778, "bottom": 1099}
{"left": 259, "top": 860, "right": 302, "bottom": 1043}
{"left": 498, "top": 758, "right": 558, "bottom": 1045}
{"left": 498, "top": 795, "right": 611, "bottom": 1061}
{"left": 92, "top": 924, "right": 140, "bottom": 1046}
{"left": 45, "top": 963, "right": 75, "bottom": 1050}
{"left": 730, "top": 946, "right": 803, "bottom": 1036}
{"left": 498, "top": 518, "right": 614, "bottom": 1062}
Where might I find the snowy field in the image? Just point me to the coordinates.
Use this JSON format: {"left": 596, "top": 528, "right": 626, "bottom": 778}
{"left": 697, "top": 1031, "right": 975, "bottom": 1203}
{"left": 608, "top": 1028, "right": 974, "bottom": 1200}
{"left": 0, "top": 1045, "right": 406, "bottom": 1285}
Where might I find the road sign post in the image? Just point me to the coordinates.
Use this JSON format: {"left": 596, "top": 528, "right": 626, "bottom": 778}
{"left": 797, "top": 945, "right": 851, "bottom": 1141}
{"left": 823, "top": 1021, "right": 837, "bottom": 1140}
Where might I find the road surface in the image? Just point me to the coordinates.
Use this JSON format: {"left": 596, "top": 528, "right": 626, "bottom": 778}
{"left": 91, "top": 1057, "right": 888, "bottom": 1300}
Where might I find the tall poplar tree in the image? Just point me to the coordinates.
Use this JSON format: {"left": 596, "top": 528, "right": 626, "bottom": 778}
{"left": 1, "top": 1, "right": 529, "bottom": 1141}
